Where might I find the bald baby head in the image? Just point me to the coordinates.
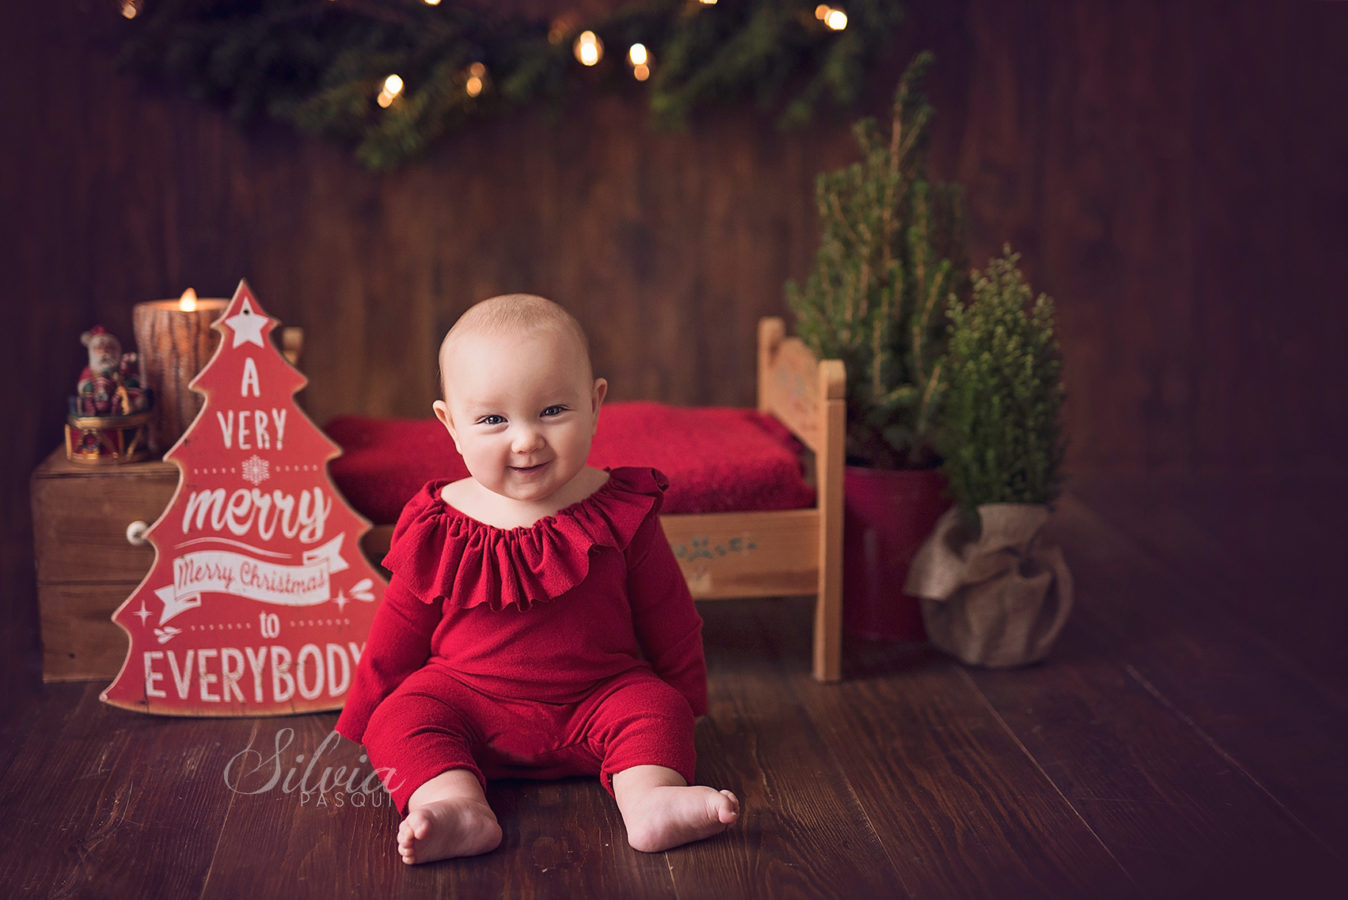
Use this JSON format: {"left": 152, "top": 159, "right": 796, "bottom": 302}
{"left": 438, "top": 294, "right": 594, "bottom": 400}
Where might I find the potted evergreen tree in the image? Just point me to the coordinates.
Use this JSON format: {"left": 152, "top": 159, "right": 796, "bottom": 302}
{"left": 905, "top": 247, "right": 1073, "bottom": 667}
{"left": 787, "top": 52, "right": 967, "bottom": 641}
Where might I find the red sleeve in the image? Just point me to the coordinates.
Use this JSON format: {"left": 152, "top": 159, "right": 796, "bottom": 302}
{"left": 626, "top": 513, "right": 708, "bottom": 717}
{"left": 334, "top": 575, "right": 441, "bottom": 744}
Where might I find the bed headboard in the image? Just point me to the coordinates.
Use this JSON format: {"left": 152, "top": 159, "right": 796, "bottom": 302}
{"left": 756, "top": 317, "right": 845, "bottom": 456}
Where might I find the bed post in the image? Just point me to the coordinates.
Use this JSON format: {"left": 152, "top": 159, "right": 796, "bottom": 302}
{"left": 757, "top": 317, "right": 786, "bottom": 414}
{"left": 756, "top": 315, "right": 846, "bottom": 681}
{"left": 814, "top": 358, "right": 846, "bottom": 682}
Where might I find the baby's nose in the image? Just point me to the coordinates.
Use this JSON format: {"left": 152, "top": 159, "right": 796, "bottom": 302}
{"left": 511, "top": 426, "right": 544, "bottom": 453}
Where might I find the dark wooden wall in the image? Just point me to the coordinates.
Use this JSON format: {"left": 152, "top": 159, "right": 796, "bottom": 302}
{"left": 7, "top": 1, "right": 1347, "bottom": 541}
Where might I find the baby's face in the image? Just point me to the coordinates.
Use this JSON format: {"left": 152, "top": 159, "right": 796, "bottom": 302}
{"left": 434, "top": 327, "right": 605, "bottom": 506}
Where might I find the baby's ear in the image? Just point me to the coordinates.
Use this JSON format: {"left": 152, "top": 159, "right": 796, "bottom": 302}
{"left": 432, "top": 400, "right": 461, "bottom": 449}
{"left": 592, "top": 377, "right": 608, "bottom": 412}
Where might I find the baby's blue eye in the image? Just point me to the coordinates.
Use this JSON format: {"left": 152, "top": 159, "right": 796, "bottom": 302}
{"left": 478, "top": 414, "right": 506, "bottom": 426}
{"left": 541, "top": 405, "right": 568, "bottom": 418}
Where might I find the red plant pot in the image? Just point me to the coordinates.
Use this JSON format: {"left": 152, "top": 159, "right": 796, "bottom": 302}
{"left": 843, "top": 466, "right": 952, "bottom": 642}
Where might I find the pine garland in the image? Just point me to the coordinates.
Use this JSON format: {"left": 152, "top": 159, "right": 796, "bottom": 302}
{"left": 116, "top": 0, "right": 903, "bottom": 171}
{"left": 787, "top": 51, "right": 966, "bottom": 469}
{"left": 941, "top": 246, "right": 1065, "bottom": 516}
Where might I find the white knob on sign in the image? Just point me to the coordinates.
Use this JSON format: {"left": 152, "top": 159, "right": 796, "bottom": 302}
{"left": 126, "top": 521, "right": 149, "bottom": 546}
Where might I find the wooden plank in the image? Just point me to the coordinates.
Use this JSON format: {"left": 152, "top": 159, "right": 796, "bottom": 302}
{"left": 812, "top": 358, "right": 846, "bottom": 682}
{"left": 1054, "top": 491, "right": 1348, "bottom": 856}
{"left": 756, "top": 314, "right": 845, "bottom": 680}
{"left": 38, "top": 581, "right": 138, "bottom": 681}
{"left": 1072, "top": 473, "right": 1348, "bottom": 700}
{"left": 200, "top": 714, "right": 453, "bottom": 898}
{"left": 30, "top": 450, "right": 175, "bottom": 584}
{"left": 965, "top": 597, "right": 1344, "bottom": 895}
{"left": 778, "top": 617, "right": 1128, "bottom": 896}
{"left": 0, "top": 684, "right": 137, "bottom": 893}
{"left": 757, "top": 335, "right": 829, "bottom": 455}
{"left": 0, "top": 683, "right": 252, "bottom": 898}
{"left": 201, "top": 715, "right": 678, "bottom": 897}
{"left": 662, "top": 510, "right": 818, "bottom": 600}
{"left": 487, "top": 778, "right": 675, "bottom": 898}
{"left": 666, "top": 596, "right": 903, "bottom": 898}
{"left": 30, "top": 449, "right": 177, "bottom": 681}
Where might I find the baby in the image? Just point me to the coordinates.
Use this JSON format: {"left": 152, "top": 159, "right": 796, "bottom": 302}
{"left": 336, "top": 294, "right": 739, "bottom": 864}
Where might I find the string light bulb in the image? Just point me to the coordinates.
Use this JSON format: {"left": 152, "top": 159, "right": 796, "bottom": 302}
{"left": 120, "top": 0, "right": 141, "bottom": 19}
{"left": 424, "top": 0, "right": 442, "bottom": 5}
{"left": 377, "top": 74, "right": 404, "bottom": 108}
{"left": 699, "top": 0, "right": 718, "bottom": 5}
{"left": 628, "top": 43, "right": 651, "bottom": 81}
{"left": 815, "top": 5, "right": 848, "bottom": 31}
{"left": 465, "top": 62, "right": 487, "bottom": 98}
{"left": 574, "top": 30, "right": 603, "bottom": 66}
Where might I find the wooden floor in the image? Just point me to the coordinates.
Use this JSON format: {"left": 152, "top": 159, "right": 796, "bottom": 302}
{"left": 2, "top": 474, "right": 1345, "bottom": 899}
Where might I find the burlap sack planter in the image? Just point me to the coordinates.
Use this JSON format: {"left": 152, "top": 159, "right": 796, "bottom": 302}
{"left": 905, "top": 503, "right": 1073, "bottom": 667}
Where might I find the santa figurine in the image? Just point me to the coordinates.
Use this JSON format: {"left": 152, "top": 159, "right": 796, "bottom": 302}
{"left": 76, "top": 326, "right": 148, "bottom": 416}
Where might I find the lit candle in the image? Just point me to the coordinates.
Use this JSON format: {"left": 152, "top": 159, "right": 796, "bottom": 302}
{"left": 133, "top": 288, "right": 228, "bottom": 454}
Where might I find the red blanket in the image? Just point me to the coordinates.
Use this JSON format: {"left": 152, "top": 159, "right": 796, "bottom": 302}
{"left": 325, "top": 402, "right": 816, "bottom": 524}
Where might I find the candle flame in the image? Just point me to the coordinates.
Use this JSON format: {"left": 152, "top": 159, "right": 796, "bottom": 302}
{"left": 179, "top": 288, "right": 198, "bottom": 312}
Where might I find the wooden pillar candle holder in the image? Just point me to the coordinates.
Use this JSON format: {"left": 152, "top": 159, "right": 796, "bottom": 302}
{"left": 132, "top": 289, "right": 227, "bottom": 454}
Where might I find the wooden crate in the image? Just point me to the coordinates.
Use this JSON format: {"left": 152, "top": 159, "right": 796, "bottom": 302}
{"left": 30, "top": 449, "right": 178, "bottom": 681}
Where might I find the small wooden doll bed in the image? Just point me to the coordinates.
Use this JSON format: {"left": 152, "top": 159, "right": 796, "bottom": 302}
{"left": 324, "top": 318, "right": 845, "bottom": 682}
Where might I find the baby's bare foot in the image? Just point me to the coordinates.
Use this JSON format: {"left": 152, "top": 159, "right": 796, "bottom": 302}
{"left": 397, "top": 797, "right": 502, "bottom": 865}
{"left": 623, "top": 785, "right": 740, "bottom": 853}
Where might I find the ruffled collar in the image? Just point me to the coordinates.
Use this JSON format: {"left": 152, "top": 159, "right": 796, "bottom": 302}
{"left": 382, "top": 467, "right": 667, "bottom": 611}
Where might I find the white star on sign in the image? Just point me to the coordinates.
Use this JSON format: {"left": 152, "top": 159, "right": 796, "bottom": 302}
{"left": 226, "top": 298, "right": 269, "bottom": 347}
{"left": 333, "top": 590, "right": 350, "bottom": 613}
{"left": 134, "top": 602, "right": 152, "bottom": 626}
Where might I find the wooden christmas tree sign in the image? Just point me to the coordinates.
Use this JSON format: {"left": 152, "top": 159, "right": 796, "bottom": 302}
{"left": 103, "top": 281, "right": 386, "bottom": 715}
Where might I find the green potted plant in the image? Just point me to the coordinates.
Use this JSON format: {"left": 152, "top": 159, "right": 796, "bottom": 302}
{"left": 905, "top": 246, "right": 1073, "bottom": 667}
{"left": 787, "top": 51, "right": 967, "bottom": 641}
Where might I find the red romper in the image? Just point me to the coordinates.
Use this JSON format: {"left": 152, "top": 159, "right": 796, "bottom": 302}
{"left": 335, "top": 467, "right": 707, "bottom": 813}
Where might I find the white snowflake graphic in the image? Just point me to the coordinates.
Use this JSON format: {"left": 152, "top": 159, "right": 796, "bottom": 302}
{"left": 241, "top": 454, "right": 270, "bottom": 486}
